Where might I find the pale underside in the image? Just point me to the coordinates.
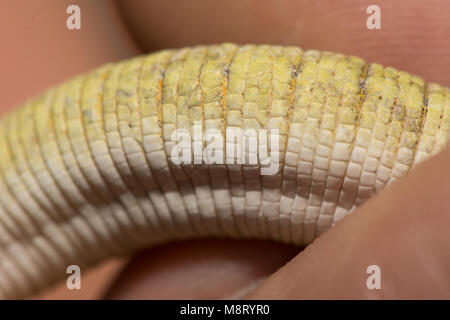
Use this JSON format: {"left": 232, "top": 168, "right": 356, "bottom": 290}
{"left": 0, "top": 44, "right": 449, "bottom": 299}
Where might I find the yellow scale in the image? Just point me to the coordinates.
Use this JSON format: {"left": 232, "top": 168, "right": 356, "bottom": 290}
{"left": 0, "top": 44, "right": 448, "bottom": 299}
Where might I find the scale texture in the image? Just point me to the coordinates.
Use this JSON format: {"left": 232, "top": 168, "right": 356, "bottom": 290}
{"left": 0, "top": 43, "right": 449, "bottom": 299}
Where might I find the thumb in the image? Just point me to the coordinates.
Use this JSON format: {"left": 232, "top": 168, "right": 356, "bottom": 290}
{"left": 247, "top": 146, "right": 450, "bottom": 299}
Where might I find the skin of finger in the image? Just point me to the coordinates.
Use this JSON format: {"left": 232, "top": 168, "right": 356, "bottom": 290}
{"left": 104, "top": 240, "right": 300, "bottom": 299}
{"left": 247, "top": 147, "right": 450, "bottom": 299}
{"left": 0, "top": 0, "right": 140, "bottom": 114}
{"left": 117, "top": 0, "right": 450, "bottom": 87}
{"left": 32, "top": 258, "right": 127, "bottom": 300}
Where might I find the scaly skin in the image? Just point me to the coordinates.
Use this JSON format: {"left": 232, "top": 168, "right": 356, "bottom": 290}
{"left": 0, "top": 43, "right": 449, "bottom": 299}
